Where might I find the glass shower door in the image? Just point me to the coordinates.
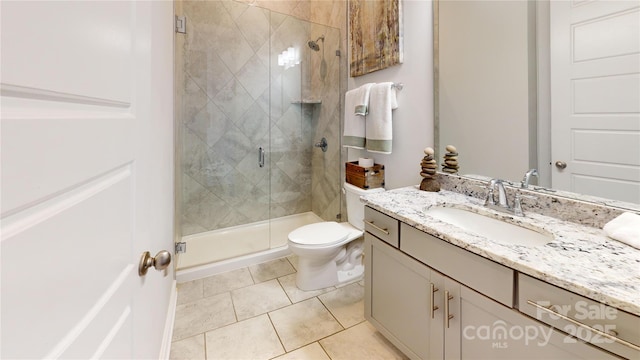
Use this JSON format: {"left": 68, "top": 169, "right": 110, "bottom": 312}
{"left": 269, "top": 14, "right": 306, "bottom": 251}
{"left": 178, "top": 1, "right": 276, "bottom": 267}
{"left": 268, "top": 16, "right": 343, "bottom": 249}
{"left": 176, "top": 0, "right": 342, "bottom": 270}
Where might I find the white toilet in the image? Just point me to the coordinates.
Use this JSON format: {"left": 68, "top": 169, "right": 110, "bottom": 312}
{"left": 287, "top": 182, "right": 385, "bottom": 291}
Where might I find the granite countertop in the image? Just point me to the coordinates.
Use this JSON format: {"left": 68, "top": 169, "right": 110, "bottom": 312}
{"left": 361, "top": 186, "right": 640, "bottom": 316}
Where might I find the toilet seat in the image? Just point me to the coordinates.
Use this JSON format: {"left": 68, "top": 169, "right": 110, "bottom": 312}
{"left": 288, "top": 222, "right": 348, "bottom": 247}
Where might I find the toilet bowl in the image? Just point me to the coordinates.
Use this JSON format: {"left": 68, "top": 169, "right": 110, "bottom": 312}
{"left": 287, "top": 182, "right": 385, "bottom": 290}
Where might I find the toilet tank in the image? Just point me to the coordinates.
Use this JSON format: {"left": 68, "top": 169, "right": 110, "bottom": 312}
{"left": 344, "top": 182, "right": 385, "bottom": 230}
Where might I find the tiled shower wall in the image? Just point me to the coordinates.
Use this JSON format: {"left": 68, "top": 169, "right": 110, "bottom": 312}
{"left": 177, "top": 0, "right": 347, "bottom": 236}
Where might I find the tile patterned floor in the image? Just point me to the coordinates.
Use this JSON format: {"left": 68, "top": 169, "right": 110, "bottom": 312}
{"left": 170, "top": 256, "right": 408, "bottom": 360}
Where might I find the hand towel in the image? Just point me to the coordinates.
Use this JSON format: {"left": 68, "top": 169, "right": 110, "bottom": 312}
{"left": 343, "top": 83, "right": 374, "bottom": 149}
{"left": 603, "top": 212, "right": 640, "bottom": 249}
{"left": 366, "top": 82, "right": 398, "bottom": 154}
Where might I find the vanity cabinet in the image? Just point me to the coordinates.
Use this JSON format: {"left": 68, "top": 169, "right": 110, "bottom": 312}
{"left": 519, "top": 273, "right": 640, "bottom": 359}
{"left": 363, "top": 206, "right": 621, "bottom": 360}
{"left": 364, "top": 232, "right": 433, "bottom": 359}
{"left": 449, "top": 281, "right": 619, "bottom": 359}
{"left": 400, "top": 223, "right": 513, "bottom": 307}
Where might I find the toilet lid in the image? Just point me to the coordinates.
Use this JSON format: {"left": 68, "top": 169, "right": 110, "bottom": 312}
{"left": 288, "top": 222, "right": 348, "bottom": 246}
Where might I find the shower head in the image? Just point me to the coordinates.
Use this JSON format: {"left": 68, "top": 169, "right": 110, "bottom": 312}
{"left": 308, "top": 41, "right": 320, "bottom": 51}
{"left": 307, "top": 35, "right": 325, "bottom": 52}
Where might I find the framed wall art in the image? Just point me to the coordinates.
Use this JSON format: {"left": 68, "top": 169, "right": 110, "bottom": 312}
{"left": 349, "top": 0, "right": 403, "bottom": 77}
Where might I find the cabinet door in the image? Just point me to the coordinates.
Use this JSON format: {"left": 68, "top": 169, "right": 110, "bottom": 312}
{"left": 365, "top": 233, "right": 434, "bottom": 360}
{"left": 448, "top": 285, "right": 619, "bottom": 359}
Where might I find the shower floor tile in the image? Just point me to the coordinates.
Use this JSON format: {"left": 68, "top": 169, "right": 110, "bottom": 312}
{"left": 170, "top": 256, "right": 405, "bottom": 360}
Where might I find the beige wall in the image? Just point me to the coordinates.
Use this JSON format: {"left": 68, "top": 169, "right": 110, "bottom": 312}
{"left": 347, "top": 0, "right": 434, "bottom": 190}
{"left": 238, "top": 0, "right": 346, "bottom": 29}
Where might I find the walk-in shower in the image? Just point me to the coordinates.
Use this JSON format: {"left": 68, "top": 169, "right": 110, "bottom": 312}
{"left": 175, "top": 0, "right": 343, "bottom": 280}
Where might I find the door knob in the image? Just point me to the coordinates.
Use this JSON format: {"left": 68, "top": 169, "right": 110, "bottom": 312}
{"left": 138, "top": 250, "right": 172, "bottom": 276}
{"left": 555, "top": 161, "right": 567, "bottom": 169}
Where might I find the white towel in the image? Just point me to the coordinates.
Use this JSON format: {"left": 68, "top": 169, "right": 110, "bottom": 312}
{"left": 343, "top": 83, "right": 374, "bottom": 149}
{"left": 603, "top": 212, "right": 640, "bottom": 250}
{"left": 366, "top": 82, "right": 398, "bottom": 154}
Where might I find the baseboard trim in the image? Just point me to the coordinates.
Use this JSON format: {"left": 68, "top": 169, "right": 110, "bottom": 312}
{"left": 159, "top": 279, "right": 177, "bottom": 359}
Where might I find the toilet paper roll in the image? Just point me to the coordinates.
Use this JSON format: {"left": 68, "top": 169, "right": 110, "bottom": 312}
{"left": 358, "top": 157, "right": 374, "bottom": 167}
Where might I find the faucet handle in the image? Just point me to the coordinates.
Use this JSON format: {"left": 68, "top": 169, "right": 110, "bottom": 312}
{"left": 513, "top": 192, "right": 537, "bottom": 216}
{"left": 483, "top": 179, "right": 498, "bottom": 206}
{"left": 469, "top": 183, "right": 493, "bottom": 205}
{"left": 484, "top": 187, "right": 495, "bottom": 206}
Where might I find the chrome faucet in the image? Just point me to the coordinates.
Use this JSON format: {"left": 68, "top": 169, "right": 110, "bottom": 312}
{"left": 484, "top": 179, "right": 510, "bottom": 209}
{"left": 484, "top": 178, "right": 535, "bottom": 217}
{"left": 520, "top": 169, "right": 539, "bottom": 189}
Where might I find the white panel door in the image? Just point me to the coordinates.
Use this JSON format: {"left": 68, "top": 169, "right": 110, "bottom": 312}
{"left": 551, "top": 0, "right": 640, "bottom": 203}
{"left": 1, "top": 1, "right": 174, "bottom": 358}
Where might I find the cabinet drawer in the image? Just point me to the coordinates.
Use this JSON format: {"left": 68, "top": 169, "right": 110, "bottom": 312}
{"left": 459, "top": 285, "right": 619, "bottom": 359}
{"left": 400, "top": 223, "right": 514, "bottom": 307}
{"left": 518, "top": 273, "right": 640, "bottom": 359}
{"left": 364, "top": 206, "right": 399, "bottom": 247}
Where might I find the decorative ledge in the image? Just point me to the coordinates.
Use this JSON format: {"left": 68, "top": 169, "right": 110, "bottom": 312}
{"left": 291, "top": 99, "right": 322, "bottom": 105}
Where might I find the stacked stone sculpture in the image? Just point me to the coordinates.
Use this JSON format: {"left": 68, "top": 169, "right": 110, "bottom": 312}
{"left": 441, "top": 145, "right": 459, "bottom": 174}
{"left": 419, "top": 147, "right": 440, "bottom": 192}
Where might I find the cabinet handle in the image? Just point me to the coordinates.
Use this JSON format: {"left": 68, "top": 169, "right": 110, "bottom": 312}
{"left": 445, "top": 291, "right": 454, "bottom": 328}
{"left": 430, "top": 283, "right": 439, "bottom": 319}
{"left": 526, "top": 300, "right": 640, "bottom": 351}
{"left": 364, "top": 220, "right": 390, "bottom": 235}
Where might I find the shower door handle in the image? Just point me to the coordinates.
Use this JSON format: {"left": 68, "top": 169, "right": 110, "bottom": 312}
{"left": 258, "top": 147, "right": 265, "bottom": 168}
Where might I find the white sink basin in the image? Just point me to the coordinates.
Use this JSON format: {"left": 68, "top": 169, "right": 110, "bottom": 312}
{"left": 424, "top": 206, "right": 552, "bottom": 247}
